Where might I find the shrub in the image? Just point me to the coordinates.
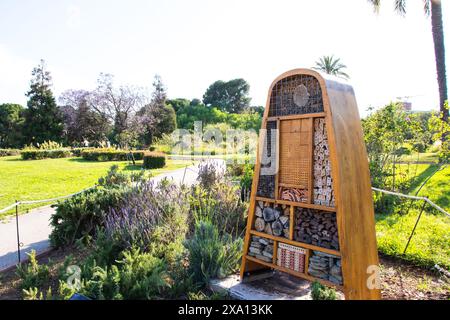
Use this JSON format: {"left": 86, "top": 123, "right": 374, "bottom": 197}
{"left": 71, "top": 147, "right": 94, "bottom": 157}
{"left": 311, "top": 281, "right": 337, "bottom": 300}
{"left": 104, "top": 180, "right": 189, "bottom": 262}
{"left": 227, "top": 162, "right": 254, "bottom": 191}
{"left": 21, "top": 149, "right": 72, "bottom": 160}
{"left": 184, "top": 220, "right": 243, "bottom": 285}
{"left": 81, "top": 148, "right": 145, "bottom": 161}
{"left": 143, "top": 152, "right": 166, "bottom": 169}
{"left": 0, "top": 148, "right": 20, "bottom": 157}
{"left": 197, "top": 160, "right": 224, "bottom": 189}
{"left": 78, "top": 247, "right": 168, "bottom": 300}
{"left": 97, "top": 165, "right": 148, "bottom": 188}
{"left": 16, "top": 250, "right": 50, "bottom": 291}
{"left": 36, "top": 140, "right": 64, "bottom": 150}
{"left": 190, "top": 181, "right": 248, "bottom": 237}
{"left": 50, "top": 186, "right": 133, "bottom": 247}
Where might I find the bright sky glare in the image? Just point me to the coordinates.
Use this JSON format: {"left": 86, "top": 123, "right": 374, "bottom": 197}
{"left": 0, "top": 0, "right": 449, "bottom": 116}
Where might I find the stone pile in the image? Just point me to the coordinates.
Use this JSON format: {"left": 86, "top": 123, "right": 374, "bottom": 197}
{"left": 313, "top": 118, "right": 335, "bottom": 207}
{"left": 247, "top": 236, "right": 274, "bottom": 263}
{"left": 308, "top": 251, "right": 343, "bottom": 285}
{"left": 294, "top": 208, "right": 339, "bottom": 250}
{"left": 254, "top": 201, "right": 290, "bottom": 238}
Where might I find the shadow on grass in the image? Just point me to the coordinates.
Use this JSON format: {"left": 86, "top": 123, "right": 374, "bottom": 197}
{"left": 408, "top": 164, "right": 439, "bottom": 192}
{"left": 123, "top": 164, "right": 143, "bottom": 171}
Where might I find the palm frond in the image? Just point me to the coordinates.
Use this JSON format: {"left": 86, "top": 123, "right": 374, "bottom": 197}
{"left": 312, "top": 55, "right": 350, "bottom": 80}
{"left": 394, "top": 0, "right": 407, "bottom": 15}
{"left": 367, "top": 0, "right": 381, "bottom": 13}
{"left": 423, "top": 0, "right": 431, "bottom": 16}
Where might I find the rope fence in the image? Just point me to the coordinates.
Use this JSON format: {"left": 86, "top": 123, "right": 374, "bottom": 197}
{"left": 0, "top": 186, "right": 96, "bottom": 214}
{"left": 371, "top": 187, "right": 450, "bottom": 218}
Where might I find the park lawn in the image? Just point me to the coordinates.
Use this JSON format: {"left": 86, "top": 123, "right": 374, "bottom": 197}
{"left": 376, "top": 210, "right": 450, "bottom": 269}
{"left": 0, "top": 156, "right": 194, "bottom": 218}
{"left": 412, "top": 164, "right": 450, "bottom": 212}
{"left": 398, "top": 152, "right": 439, "bottom": 163}
{"left": 375, "top": 163, "right": 450, "bottom": 270}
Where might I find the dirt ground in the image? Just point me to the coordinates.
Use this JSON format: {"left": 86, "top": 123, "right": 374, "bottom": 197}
{"left": 379, "top": 254, "right": 449, "bottom": 300}
{"left": 0, "top": 249, "right": 449, "bottom": 300}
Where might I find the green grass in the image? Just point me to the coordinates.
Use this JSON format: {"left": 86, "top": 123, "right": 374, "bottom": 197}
{"left": 412, "top": 165, "right": 450, "bottom": 212}
{"left": 376, "top": 162, "right": 450, "bottom": 269}
{"left": 0, "top": 156, "right": 194, "bottom": 217}
{"left": 398, "top": 152, "right": 439, "bottom": 163}
{"left": 376, "top": 210, "right": 450, "bottom": 269}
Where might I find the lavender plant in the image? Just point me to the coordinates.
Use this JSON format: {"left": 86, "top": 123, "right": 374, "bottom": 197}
{"left": 104, "top": 179, "right": 189, "bottom": 259}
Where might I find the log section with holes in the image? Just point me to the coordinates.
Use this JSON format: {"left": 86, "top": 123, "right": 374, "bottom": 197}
{"left": 240, "top": 69, "right": 380, "bottom": 300}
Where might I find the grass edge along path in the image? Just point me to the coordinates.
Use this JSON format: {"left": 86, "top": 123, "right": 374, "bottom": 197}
{"left": 0, "top": 156, "right": 194, "bottom": 218}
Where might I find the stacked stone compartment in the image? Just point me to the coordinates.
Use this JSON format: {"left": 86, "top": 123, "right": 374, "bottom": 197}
{"left": 254, "top": 201, "right": 290, "bottom": 239}
{"left": 294, "top": 207, "right": 340, "bottom": 250}
{"left": 247, "top": 235, "right": 274, "bottom": 263}
{"left": 313, "top": 118, "right": 335, "bottom": 207}
{"left": 308, "top": 251, "right": 343, "bottom": 285}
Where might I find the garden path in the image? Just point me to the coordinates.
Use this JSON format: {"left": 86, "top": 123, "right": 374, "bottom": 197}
{"left": 0, "top": 159, "right": 225, "bottom": 272}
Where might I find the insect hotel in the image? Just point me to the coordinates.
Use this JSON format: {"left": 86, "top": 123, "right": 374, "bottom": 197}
{"left": 240, "top": 69, "right": 381, "bottom": 300}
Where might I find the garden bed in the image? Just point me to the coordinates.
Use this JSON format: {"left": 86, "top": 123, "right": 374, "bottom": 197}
{"left": 1, "top": 249, "right": 448, "bottom": 300}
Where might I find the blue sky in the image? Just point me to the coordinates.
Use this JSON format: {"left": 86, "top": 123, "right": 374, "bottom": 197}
{"left": 1, "top": 0, "right": 449, "bottom": 116}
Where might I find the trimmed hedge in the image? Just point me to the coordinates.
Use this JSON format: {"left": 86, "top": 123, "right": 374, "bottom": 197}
{"left": 143, "top": 152, "right": 166, "bottom": 169}
{"left": 0, "top": 149, "right": 20, "bottom": 157}
{"left": 81, "top": 149, "right": 145, "bottom": 161}
{"left": 71, "top": 147, "right": 95, "bottom": 157}
{"left": 21, "top": 149, "right": 72, "bottom": 160}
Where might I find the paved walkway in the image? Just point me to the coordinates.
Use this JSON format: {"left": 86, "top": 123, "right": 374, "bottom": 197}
{"left": 0, "top": 160, "right": 225, "bottom": 271}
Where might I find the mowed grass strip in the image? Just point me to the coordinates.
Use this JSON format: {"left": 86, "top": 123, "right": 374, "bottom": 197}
{"left": 376, "top": 163, "right": 450, "bottom": 269}
{"left": 0, "top": 156, "right": 193, "bottom": 217}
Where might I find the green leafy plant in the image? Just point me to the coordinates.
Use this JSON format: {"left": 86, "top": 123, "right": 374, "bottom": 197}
{"left": 142, "top": 151, "right": 166, "bottom": 169}
{"left": 16, "top": 250, "right": 50, "bottom": 291}
{"left": 21, "top": 149, "right": 72, "bottom": 160}
{"left": 22, "top": 286, "right": 54, "bottom": 300}
{"left": 81, "top": 148, "right": 145, "bottom": 161}
{"left": 97, "top": 164, "right": 147, "bottom": 187}
{"left": 78, "top": 247, "right": 168, "bottom": 300}
{"left": 0, "top": 148, "right": 20, "bottom": 157}
{"left": 185, "top": 220, "right": 243, "bottom": 285}
{"left": 190, "top": 181, "right": 248, "bottom": 237}
{"left": 50, "top": 186, "right": 133, "bottom": 247}
{"left": 311, "top": 281, "right": 337, "bottom": 300}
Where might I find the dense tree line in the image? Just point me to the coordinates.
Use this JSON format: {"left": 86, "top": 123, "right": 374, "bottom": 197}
{"left": 0, "top": 60, "right": 262, "bottom": 149}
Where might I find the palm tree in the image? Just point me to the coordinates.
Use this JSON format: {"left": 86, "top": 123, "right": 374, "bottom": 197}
{"left": 368, "top": 0, "right": 448, "bottom": 124}
{"left": 313, "top": 55, "right": 350, "bottom": 80}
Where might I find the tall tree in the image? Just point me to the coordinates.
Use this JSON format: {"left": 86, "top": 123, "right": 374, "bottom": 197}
{"left": 23, "top": 60, "right": 63, "bottom": 145}
{"left": 0, "top": 103, "right": 25, "bottom": 148}
{"left": 203, "top": 78, "right": 251, "bottom": 113}
{"left": 368, "top": 0, "right": 448, "bottom": 123}
{"left": 136, "top": 75, "right": 176, "bottom": 146}
{"left": 90, "top": 73, "right": 146, "bottom": 141}
{"left": 59, "top": 90, "right": 111, "bottom": 146}
{"left": 313, "top": 55, "right": 350, "bottom": 79}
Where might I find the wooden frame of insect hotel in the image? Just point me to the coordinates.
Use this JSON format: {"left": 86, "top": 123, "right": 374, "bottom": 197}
{"left": 240, "top": 69, "right": 381, "bottom": 300}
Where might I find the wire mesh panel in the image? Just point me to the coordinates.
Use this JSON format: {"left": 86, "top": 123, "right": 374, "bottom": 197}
{"left": 269, "top": 75, "right": 324, "bottom": 117}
